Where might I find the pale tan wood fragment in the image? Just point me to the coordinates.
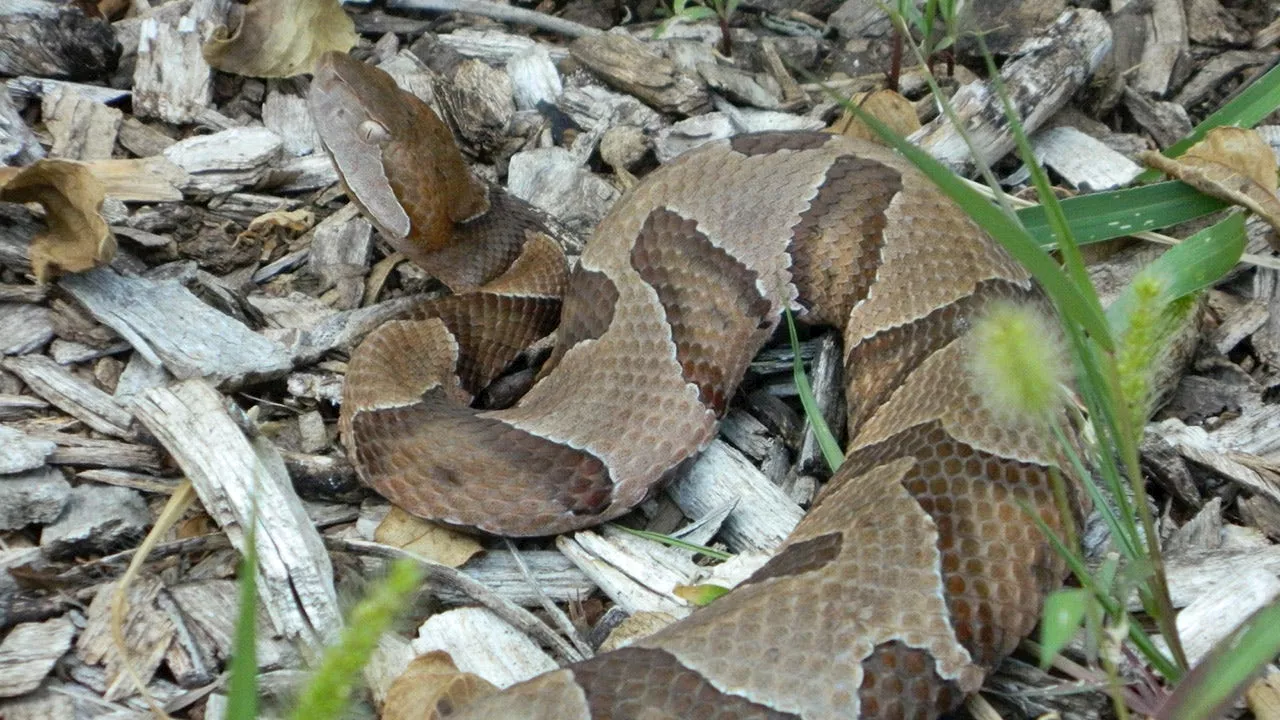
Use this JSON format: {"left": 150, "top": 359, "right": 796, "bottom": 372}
{"left": 666, "top": 439, "right": 803, "bottom": 553}
{"left": 0, "top": 617, "right": 75, "bottom": 697}
{"left": 1133, "top": 0, "right": 1189, "bottom": 96}
{"left": 2, "top": 355, "right": 134, "bottom": 438}
{"left": 412, "top": 607, "right": 559, "bottom": 689}
{"left": 131, "top": 378, "right": 341, "bottom": 645}
{"left": 910, "top": 8, "right": 1112, "bottom": 175}
{"left": 60, "top": 268, "right": 294, "bottom": 389}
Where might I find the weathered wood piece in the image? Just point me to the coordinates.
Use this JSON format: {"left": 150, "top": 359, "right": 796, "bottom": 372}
{"left": 507, "top": 147, "right": 620, "bottom": 237}
{"left": 1173, "top": 49, "right": 1276, "bottom": 109}
{"left": 666, "top": 439, "right": 803, "bottom": 553}
{"left": 570, "top": 33, "right": 710, "bottom": 116}
{"left": 1025, "top": 126, "right": 1143, "bottom": 191}
{"left": 0, "top": 465, "right": 67, "bottom": 529}
{"left": 387, "top": 0, "right": 601, "bottom": 40}
{"left": 797, "top": 333, "right": 844, "bottom": 475}
{"left": 0, "top": 0, "right": 118, "bottom": 80}
{"left": 432, "top": 551, "right": 595, "bottom": 606}
{"left": 168, "top": 580, "right": 301, "bottom": 670}
{"left": 0, "top": 617, "right": 75, "bottom": 697}
{"left": 28, "top": 432, "right": 165, "bottom": 473}
{"left": 131, "top": 0, "right": 224, "bottom": 124}
{"left": 508, "top": 44, "right": 561, "bottom": 112}
{"left": 74, "top": 577, "right": 174, "bottom": 701}
{"left": 557, "top": 527, "right": 698, "bottom": 618}
{"left": 40, "top": 484, "right": 151, "bottom": 560}
{"left": 412, "top": 607, "right": 559, "bottom": 689}
{"left": 262, "top": 80, "right": 321, "bottom": 158}
{"left": 1, "top": 355, "right": 134, "bottom": 438}
{"left": 0, "top": 304, "right": 54, "bottom": 356}
{"left": 0, "top": 89, "right": 43, "bottom": 165}
{"left": 910, "top": 8, "right": 1113, "bottom": 175}
{"left": 1132, "top": 0, "right": 1190, "bottom": 97}
{"left": 162, "top": 127, "right": 284, "bottom": 195}
{"left": 1122, "top": 88, "right": 1194, "bottom": 149}
{"left": 60, "top": 268, "right": 294, "bottom": 388}
{"left": 308, "top": 204, "right": 372, "bottom": 311}
{"left": 41, "top": 86, "right": 122, "bottom": 161}
{"left": 131, "top": 379, "right": 340, "bottom": 645}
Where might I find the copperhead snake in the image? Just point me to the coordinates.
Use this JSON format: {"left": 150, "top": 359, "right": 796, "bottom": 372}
{"left": 309, "top": 51, "right": 1083, "bottom": 719}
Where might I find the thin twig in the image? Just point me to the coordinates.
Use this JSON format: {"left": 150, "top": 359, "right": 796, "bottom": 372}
{"left": 324, "top": 537, "right": 587, "bottom": 665}
{"left": 386, "top": 0, "right": 602, "bottom": 38}
{"left": 503, "top": 538, "right": 594, "bottom": 659}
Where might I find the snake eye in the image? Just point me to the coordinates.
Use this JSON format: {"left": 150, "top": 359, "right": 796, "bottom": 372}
{"left": 358, "top": 119, "right": 391, "bottom": 145}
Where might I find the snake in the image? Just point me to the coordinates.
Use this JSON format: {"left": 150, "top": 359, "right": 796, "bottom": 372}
{"left": 308, "top": 50, "right": 1082, "bottom": 719}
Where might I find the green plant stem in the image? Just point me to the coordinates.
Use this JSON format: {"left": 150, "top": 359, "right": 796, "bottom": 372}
{"left": 974, "top": 31, "right": 1189, "bottom": 676}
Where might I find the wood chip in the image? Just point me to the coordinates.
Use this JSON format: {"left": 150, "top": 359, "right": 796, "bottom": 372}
{"left": 60, "top": 268, "right": 294, "bottom": 389}
{"left": 0, "top": 616, "right": 75, "bottom": 697}
{"left": 1, "top": 355, "right": 134, "bottom": 438}
{"left": 130, "top": 378, "right": 340, "bottom": 645}
{"left": 411, "top": 607, "right": 559, "bottom": 689}
{"left": 666, "top": 439, "right": 803, "bottom": 553}
{"left": 910, "top": 8, "right": 1113, "bottom": 175}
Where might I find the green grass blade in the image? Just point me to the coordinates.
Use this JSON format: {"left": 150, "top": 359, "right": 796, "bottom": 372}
{"left": 974, "top": 35, "right": 1107, "bottom": 349}
{"left": 828, "top": 98, "right": 1116, "bottom": 350}
{"left": 1017, "top": 181, "right": 1229, "bottom": 248}
{"left": 227, "top": 523, "right": 259, "bottom": 719}
{"left": 1107, "top": 212, "right": 1246, "bottom": 329}
{"left": 289, "top": 559, "right": 425, "bottom": 720}
{"left": 784, "top": 309, "right": 844, "bottom": 472}
{"left": 612, "top": 525, "right": 733, "bottom": 561}
{"left": 1155, "top": 599, "right": 1280, "bottom": 720}
{"left": 1135, "top": 61, "right": 1280, "bottom": 182}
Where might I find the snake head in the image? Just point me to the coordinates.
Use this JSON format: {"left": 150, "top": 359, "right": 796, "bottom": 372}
{"left": 308, "top": 51, "right": 488, "bottom": 256}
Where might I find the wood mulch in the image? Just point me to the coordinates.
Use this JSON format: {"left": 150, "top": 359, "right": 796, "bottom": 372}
{"left": 0, "top": 0, "right": 1277, "bottom": 718}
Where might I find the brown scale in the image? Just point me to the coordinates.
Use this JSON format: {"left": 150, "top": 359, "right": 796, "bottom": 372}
{"left": 629, "top": 207, "right": 774, "bottom": 415}
{"left": 786, "top": 155, "right": 903, "bottom": 327}
{"left": 570, "top": 647, "right": 798, "bottom": 720}
{"left": 843, "top": 278, "right": 1039, "bottom": 433}
{"left": 840, "top": 420, "right": 1072, "bottom": 667}
{"left": 311, "top": 51, "right": 1083, "bottom": 719}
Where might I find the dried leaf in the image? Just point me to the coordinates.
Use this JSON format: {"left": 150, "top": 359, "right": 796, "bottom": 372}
{"left": 598, "top": 611, "right": 679, "bottom": 652}
{"left": 0, "top": 159, "right": 116, "bottom": 283}
{"left": 237, "top": 208, "right": 315, "bottom": 244}
{"left": 203, "top": 0, "right": 357, "bottom": 78}
{"left": 673, "top": 582, "right": 731, "bottom": 606}
{"left": 1141, "top": 127, "right": 1280, "bottom": 247}
{"left": 383, "top": 651, "right": 497, "bottom": 720}
{"left": 374, "top": 507, "right": 483, "bottom": 568}
{"left": 828, "top": 89, "right": 921, "bottom": 145}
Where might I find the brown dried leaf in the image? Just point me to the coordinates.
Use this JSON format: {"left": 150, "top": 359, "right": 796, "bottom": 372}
{"left": 203, "top": 0, "right": 357, "bottom": 78}
{"left": 383, "top": 651, "right": 497, "bottom": 720}
{"left": 1141, "top": 127, "right": 1280, "bottom": 247}
{"left": 374, "top": 506, "right": 483, "bottom": 568}
{"left": 828, "top": 89, "right": 921, "bottom": 145}
{"left": 0, "top": 159, "right": 116, "bottom": 283}
{"left": 237, "top": 208, "right": 314, "bottom": 244}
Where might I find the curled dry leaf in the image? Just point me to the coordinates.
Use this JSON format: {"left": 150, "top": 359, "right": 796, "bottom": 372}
{"left": 383, "top": 651, "right": 497, "bottom": 720}
{"left": 236, "top": 208, "right": 314, "bottom": 244}
{"left": 0, "top": 159, "right": 116, "bottom": 283}
{"left": 1140, "top": 127, "right": 1280, "bottom": 248}
{"left": 374, "top": 506, "right": 483, "bottom": 568}
{"left": 203, "top": 0, "right": 357, "bottom": 78}
{"left": 827, "top": 89, "right": 921, "bottom": 146}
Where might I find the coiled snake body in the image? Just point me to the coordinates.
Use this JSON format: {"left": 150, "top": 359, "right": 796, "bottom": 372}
{"left": 309, "top": 51, "right": 1081, "bottom": 719}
